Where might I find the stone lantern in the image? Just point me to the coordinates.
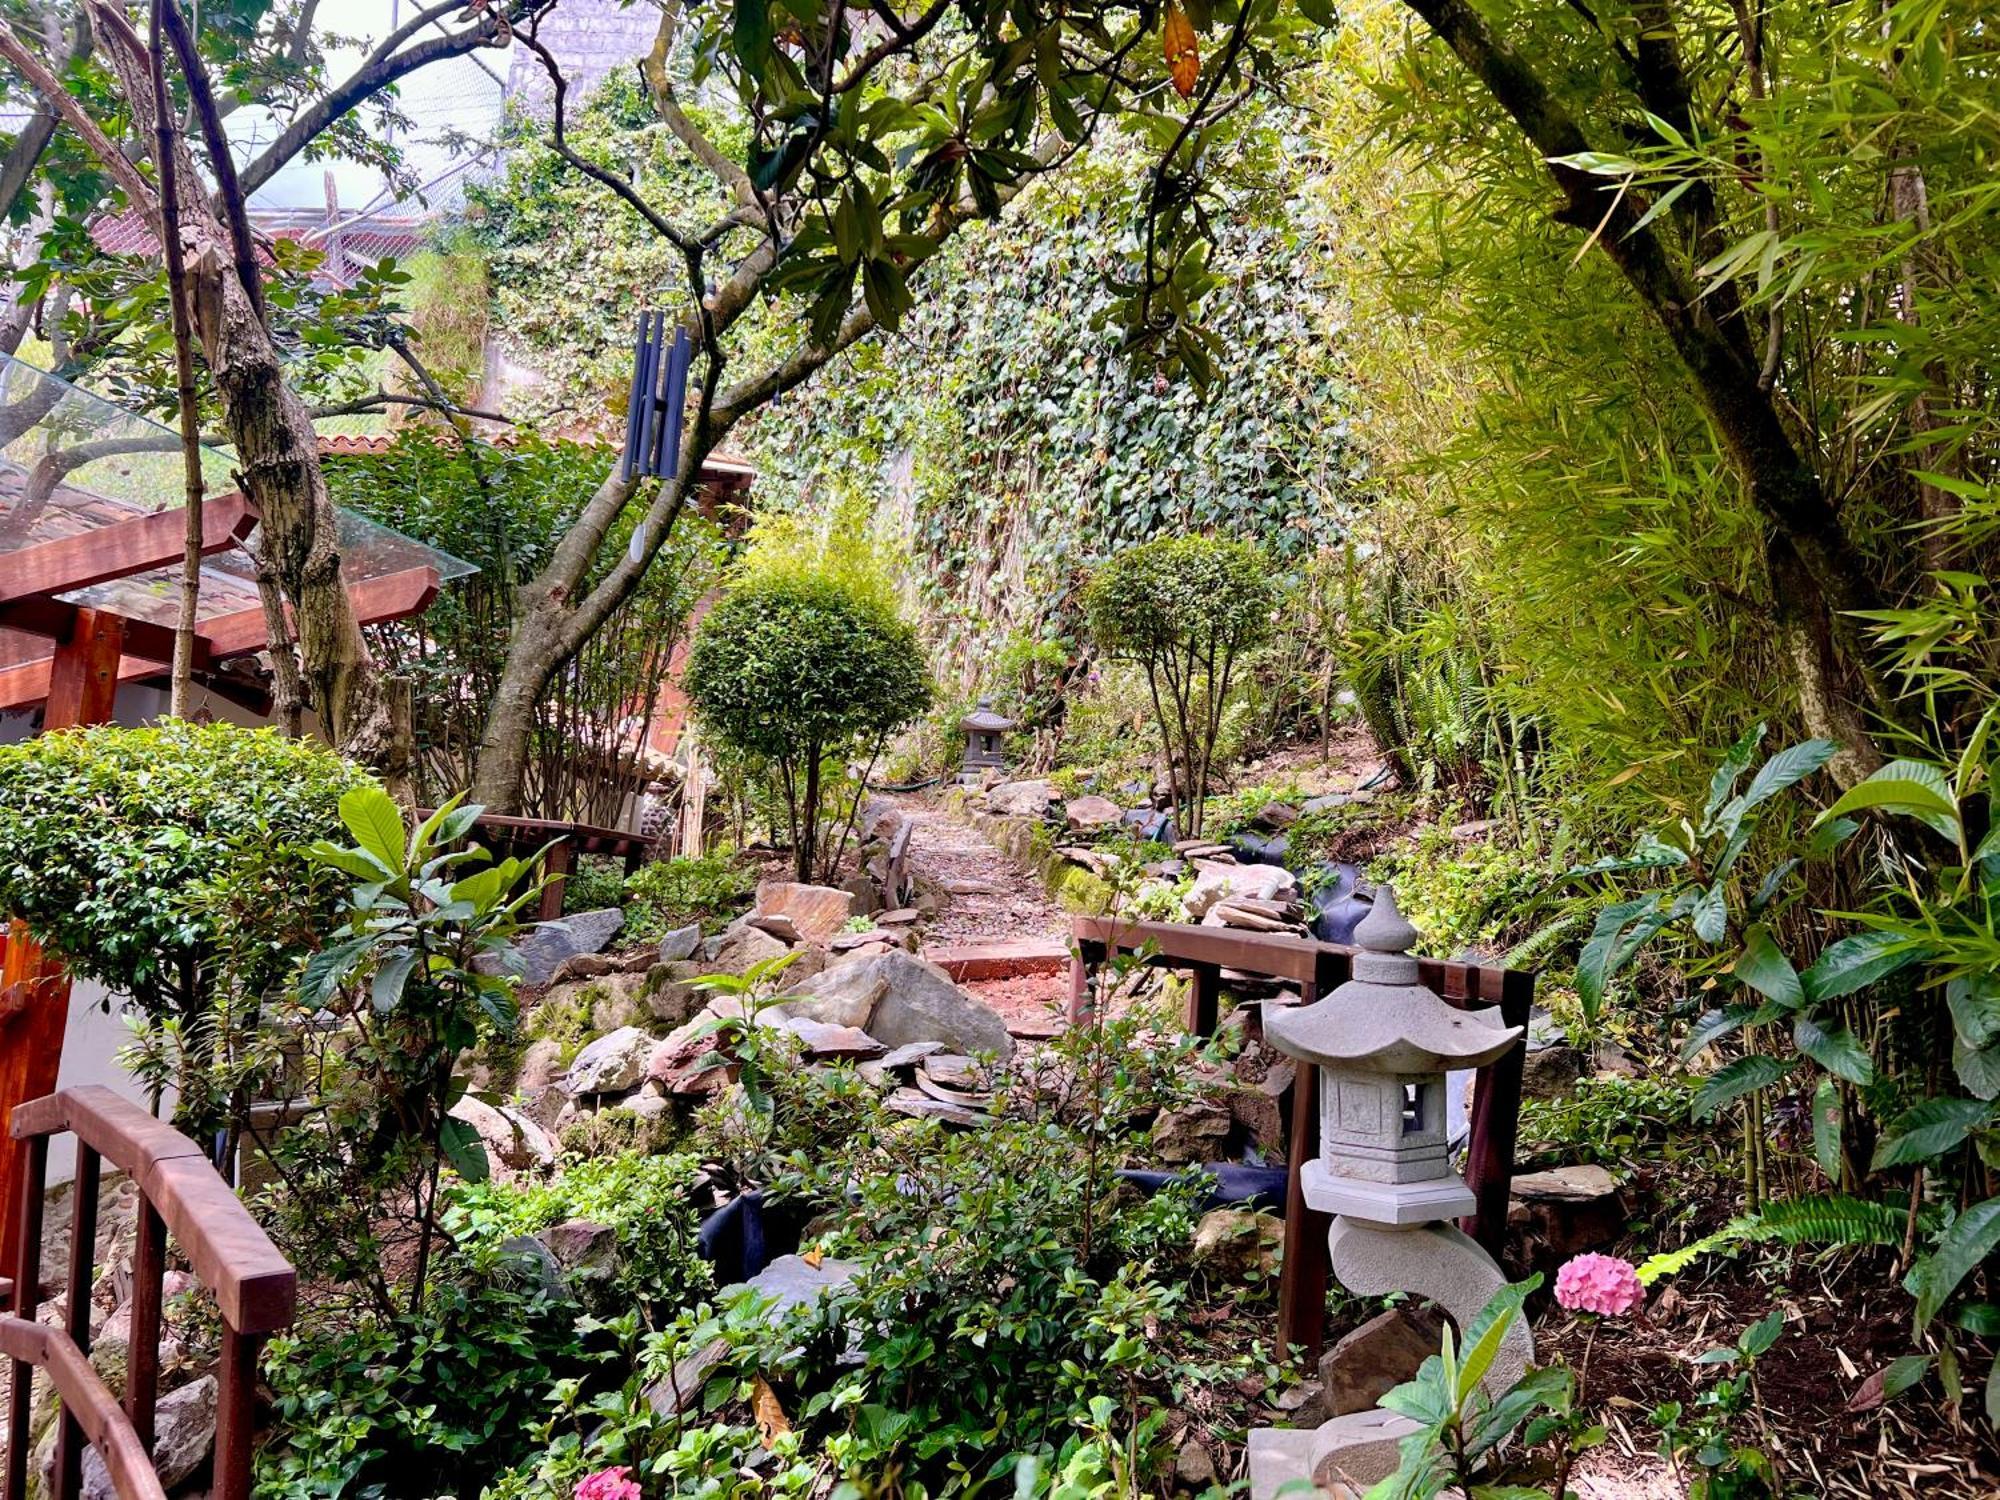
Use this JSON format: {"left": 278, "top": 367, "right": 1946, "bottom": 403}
{"left": 1250, "top": 886, "right": 1532, "bottom": 1497}
{"left": 957, "top": 700, "right": 1015, "bottom": 785}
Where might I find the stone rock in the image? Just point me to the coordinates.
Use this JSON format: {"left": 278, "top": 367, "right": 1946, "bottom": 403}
{"left": 886, "top": 1088, "right": 992, "bottom": 1126}
{"left": 778, "top": 1018, "right": 886, "bottom": 1060}
{"left": 1309, "top": 1408, "right": 1424, "bottom": 1493}
{"left": 877, "top": 1041, "right": 945, "bottom": 1071}
{"left": 566, "top": 1026, "right": 653, "bottom": 1095}
{"left": 1191, "top": 1208, "right": 1282, "bottom": 1280}
{"left": 860, "top": 951, "right": 1014, "bottom": 1059}
{"left": 494, "top": 1235, "right": 566, "bottom": 1300}
{"left": 448, "top": 1096, "right": 558, "bottom": 1176}
{"left": 877, "top": 908, "right": 920, "bottom": 926}
{"left": 508, "top": 908, "right": 626, "bottom": 987}
{"left": 1184, "top": 862, "right": 1298, "bottom": 919}
{"left": 1225, "top": 1061, "right": 1295, "bottom": 1160}
{"left": 842, "top": 872, "right": 883, "bottom": 917}
{"left": 1300, "top": 794, "right": 1351, "bottom": 816}
{"left": 551, "top": 951, "right": 622, "bottom": 983}
{"left": 1152, "top": 1102, "right": 1234, "bottom": 1164}
{"left": 1065, "top": 794, "right": 1125, "bottom": 831}
{"left": 750, "top": 912, "right": 805, "bottom": 944}
{"left": 755, "top": 880, "right": 858, "bottom": 943}
{"left": 1520, "top": 1043, "right": 1586, "bottom": 1100}
{"left": 831, "top": 940, "right": 897, "bottom": 964}
{"left": 515, "top": 1038, "right": 567, "bottom": 1094}
{"left": 1508, "top": 1164, "right": 1627, "bottom": 1260}
{"left": 944, "top": 877, "right": 1000, "bottom": 896}
{"left": 775, "top": 961, "right": 891, "bottom": 1028}
{"left": 1319, "top": 1305, "right": 1443, "bottom": 1416}
{"left": 985, "top": 779, "right": 1056, "bottom": 818}
{"left": 74, "top": 1374, "right": 215, "bottom": 1500}
{"left": 1591, "top": 1039, "right": 1638, "bottom": 1078}
{"left": 1253, "top": 802, "right": 1300, "bottom": 831}
{"left": 583, "top": 971, "right": 652, "bottom": 1033}
{"left": 1174, "top": 1438, "right": 1219, "bottom": 1490}
{"left": 539, "top": 1218, "right": 619, "bottom": 1283}
{"left": 657, "top": 923, "right": 703, "bottom": 963}
{"left": 645, "top": 965, "right": 704, "bottom": 1027}
{"left": 709, "top": 922, "right": 791, "bottom": 975}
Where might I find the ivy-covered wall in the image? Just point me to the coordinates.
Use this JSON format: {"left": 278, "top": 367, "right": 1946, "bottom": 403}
{"left": 741, "top": 138, "right": 1367, "bottom": 688}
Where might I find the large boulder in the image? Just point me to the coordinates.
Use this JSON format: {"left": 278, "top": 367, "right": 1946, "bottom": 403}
{"left": 448, "top": 1096, "right": 558, "bottom": 1177}
{"left": 566, "top": 1026, "right": 654, "bottom": 1095}
{"left": 774, "top": 961, "right": 892, "bottom": 1029}
{"left": 1065, "top": 794, "right": 1125, "bottom": 831}
{"left": 1191, "top": 1208, "right": 1282, "bottom": 1280}
{"left": 855, "top": 951, "right": 1014, "bottom": 1059}
{"left": 707, "top": 921, "right": 791, "bottom": 976}
{"left": 75, "top": 1374, "right": 215, "bottom": 1500}
{"left": 1153, "top": 1102, "right": 1234, "bottom": 1164}
{"left": 656, "top": 923, "right": 703, "bottom": 963}
{"left": 754, "top": 881, "right": 857, "bottom": 943}
{"left": 1183, "top": 862, "right": 1299, "bottom": 920}
{"left": 505, "top": 908, "right": 626, "bottom": 987}
{"left": 985, "top": 779, "right": 1056, "bottom": 818}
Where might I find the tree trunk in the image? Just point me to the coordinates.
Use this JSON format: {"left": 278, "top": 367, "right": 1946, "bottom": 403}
{"left": 84, "top": 5, "right": 402, "bottom": 775}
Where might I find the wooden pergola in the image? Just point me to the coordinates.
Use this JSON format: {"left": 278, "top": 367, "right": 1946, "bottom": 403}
{"left": 0, "top": 487, "right": 440, "bottom": 1268}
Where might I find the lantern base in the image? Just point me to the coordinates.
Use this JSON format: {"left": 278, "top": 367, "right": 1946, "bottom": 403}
{"left": 1300, "top": 1160, "right": 1475, "bottom": 1226}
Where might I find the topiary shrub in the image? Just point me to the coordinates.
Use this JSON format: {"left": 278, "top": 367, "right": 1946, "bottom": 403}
{"left": 683, "top": 570, "right": 932, "bottom": 881}
{"left": 0, "top": 721, "right": 369, "bottom": 1128}
{"left": 1084, "top": 535, "right": 1275, "bottom": 837}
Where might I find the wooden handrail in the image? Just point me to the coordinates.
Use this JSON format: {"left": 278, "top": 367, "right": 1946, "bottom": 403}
{"left": 0, "top": 1319, "right": 165, "bottom": 1500}
{"left": 6, "top": 1085, "right": 297, "bottom": 1500}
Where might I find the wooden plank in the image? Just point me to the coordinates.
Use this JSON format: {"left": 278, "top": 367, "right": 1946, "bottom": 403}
{"left": 1460, "top": 967, "right": 1534, "bottom": 1259}
{"left": 0, "top": 598, "right": 187, "bottom": 665}
{"left": 43, "top": 610, "right": 124, "bottom": 730}
{"left": 0, "top": 493, "right": 255, "bottom": 606}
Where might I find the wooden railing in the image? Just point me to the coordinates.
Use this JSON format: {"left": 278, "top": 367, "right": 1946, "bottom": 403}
{"left": 1068, "top": 916, "right": 1534, "bottom": 1361}
{"left": 5, "top": 1086, "right": 296, "bottom": 1500}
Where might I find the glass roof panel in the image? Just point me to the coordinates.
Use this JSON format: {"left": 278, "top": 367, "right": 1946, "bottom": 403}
{"left": 0, "top": 355, "right": 474, "bottom": 674}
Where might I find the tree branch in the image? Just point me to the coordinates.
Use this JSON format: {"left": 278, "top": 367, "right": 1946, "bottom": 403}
{"left": 0, "top": 17, "right": 158, "bottom": 219}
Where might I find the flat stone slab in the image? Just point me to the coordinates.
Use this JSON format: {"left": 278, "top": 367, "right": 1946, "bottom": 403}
{"left": 1247, "top": 1428, "right": 1323, "bottom": 1500}
{"left": 924, "top": 938, "right": 1071, "bottom": 981}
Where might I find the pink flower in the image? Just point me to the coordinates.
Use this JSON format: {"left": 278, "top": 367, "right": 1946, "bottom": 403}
{"left": 1554, "top": 1253, "right": 1644, "bottom": 1317}
{"left": 576, "top": 1468, "right": 641, "bottom": 1500}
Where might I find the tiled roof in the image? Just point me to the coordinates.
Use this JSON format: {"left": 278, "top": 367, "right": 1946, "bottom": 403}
{"left": 316, "top": 431, "right": 757, "bottom": 480}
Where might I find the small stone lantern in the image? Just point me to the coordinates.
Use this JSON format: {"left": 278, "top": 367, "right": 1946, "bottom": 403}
{"left": 1250, "top": 886, "right": 1532, "bottom": 1497}
{"left": 957, "top": 700, "right": 1014, "bottom": 785}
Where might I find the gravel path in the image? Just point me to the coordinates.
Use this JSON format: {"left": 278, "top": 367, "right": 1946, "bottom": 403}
{"left": 889, "top": 792, "right": 1067, "bottom": 947}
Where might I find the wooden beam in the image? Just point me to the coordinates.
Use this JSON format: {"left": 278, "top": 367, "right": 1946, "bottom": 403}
{"left": 0, "top": 597, "right": 192, "bottom": 668}
{"left": 0, "top": 566, "right": 440, "bottom": 713}
{"left": 44, "top": 609, "right": 125, "bottom": 730}
{"left": 0, "top": 493, "right": 256, "bottom": 607}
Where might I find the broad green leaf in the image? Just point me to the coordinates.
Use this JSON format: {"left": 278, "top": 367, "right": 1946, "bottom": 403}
{"left": 339, "top": 785, "right": 407, "bottom": 877}
{"left": 1691, "top": 884, "right": 1728, "bottom": 945}
{"left": 1731, "top": 924, "right": 1803, "bottom": 1008}
{"left": 1682, "top": 1006, "right": 1750, "bottom": 1061}
{"left": 299, "top": 934, "right": 371, "bottom": 1006}
{"left": 1955, "top": 1035, "right": 2000, "bottom": 1102}
{"left": 1872, "top": 1097, "right": 1995, "bottom": 1170}
{"left": 1987, "top": 1358, "right": 2000, "bottom": 1430}
{"left": 1812, "top": 1077, "right": 1842, "bottom": 1180}
{"left": 1693, "top": 1055, "right": 1793, "bottom": 1120}
{"left": 1951, "top": 1302, "right": 2000, "bottom": 1336}
{"left": 1793, "top": 1015, "right": 1873, "bottom": 1085}
{"left": 1740, "top": 739, "right": 1836, "bottom": 811}
{"left": 1738, "top": 1307, "right": 1785, "bottom": 1357}
{"left": 1801, "top": 930, "right": 1923, "bottom": 1004}
{"left": 1914, "top": 1196, "right": 2000, "bottom": 1331}
{"left": 1880, "top": 1354, "right": 1932, "bottom": 1401}
{"left": 1455, "top": 1282, "right": 1527, "bottom": 1404}
{"left": 438, "top": 1114, "right": 489, "bottom": 1184}
{"left": 370, "top": 948, "right": 418, "bottom": 1014}
{"left": 1576, "top": 896, "right": 1657, "bottom": 1021}
{"left": 1703, "top": 723, "right": 1767, "bottom": 828}
{"left": 1819, "top": 760, "right": 1960, "bottom": 841}
{"left": 307, "top": 840, "right": 394, "bottom": 883}
{"left": 1951, "top": 975, "right": 2000, "bottom": 1051}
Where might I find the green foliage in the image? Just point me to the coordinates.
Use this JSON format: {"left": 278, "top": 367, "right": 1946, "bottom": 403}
{"left": 1084, "top": 535, "right": 1276, "bottom": 838}
{"left": 258, "top": 1238, "right": 586, "bottom": 1500}
{"left": 326, "top": 428, "right": 722, "bottom": 823}
{"left": 1517, "top": 1076, "right": 1694, "bottom": 1170}
{"left": 0, "top": 720, "right": 363, "bottom": 1017}
{"left": 449, "top": 1153, "right": 713, "bottom": 1317}
{"left": 1364, "top": 1276, "right": 1594, "bottom": 1499}
{"left": 622, "top": 853, "right": 757, "bottom": 939}
{"left": 685, "top": 568, "right": 931, "bottom": 881}
{"left": 1652, "top": 1313, "right": 1787, "bottom": 1500}
{"left": 261, "top": 789, "right": 541, "bottom": 1313}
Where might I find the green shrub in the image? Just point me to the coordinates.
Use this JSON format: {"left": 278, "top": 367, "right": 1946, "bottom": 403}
{"left": 623, "top": 852, "right": 756, "bottom": 938}
{"left": 258, "top": 1238, "right": 585, "bottom": 1500}
{"left": 0, "top": 720, "right": 366, "bottom": 1017}
{"left": 684, "top": 569, "right": 932, "bottom": 881}
{"left": 1084, "top": 536, "right": 1275, "bottom": 838}
{"left": 450, "top": 1152, "right": 713, "bottom": 1315}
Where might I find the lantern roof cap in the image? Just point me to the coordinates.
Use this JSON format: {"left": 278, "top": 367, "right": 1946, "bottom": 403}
{"left": 1265, "top": 885, "right": 1521, "bottom": 1072}
{"left": 961, "top": 698, "right": 1015, "bottom": 733}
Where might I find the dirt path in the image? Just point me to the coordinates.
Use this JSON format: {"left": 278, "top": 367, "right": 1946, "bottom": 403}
{"left": 889, "top": 791, "right": 1066, "bottom": 947}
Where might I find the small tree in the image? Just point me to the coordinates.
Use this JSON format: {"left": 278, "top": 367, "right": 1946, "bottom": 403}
{"left": 0, "top": 720, "right": 366, "bottom": 1141}
{"left": 1085, "top": 536, "right": 1275, "bottom": 838}
{"left": 684, "top": 571, "right": 932, "bottom": 882}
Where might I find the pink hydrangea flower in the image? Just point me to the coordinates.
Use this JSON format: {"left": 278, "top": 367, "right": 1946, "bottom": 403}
{"left": 576, "top": 1467, "right": 641, "bottom": 1500}
{"left": 1554, "top": 1253, "right": 1644, "bottom": 1317}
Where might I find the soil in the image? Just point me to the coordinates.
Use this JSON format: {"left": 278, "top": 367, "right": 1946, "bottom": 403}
{"left": 890, "top": 792, "right": 1068, "bottom": 946}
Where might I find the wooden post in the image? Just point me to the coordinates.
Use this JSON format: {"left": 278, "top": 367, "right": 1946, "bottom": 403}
{"left": 538, "top": 836, "right": 573, "bottom": 923}
{"left": 1275, "top": 947, "right": 1346, "bottom": 1363}
{"left": 1185, "top": 962, "right": 1220, "bottom": 1038}
{"left": 0, "top": 610, "right": 124, "bottom": 1280}
{"left": 213, "top": 1325, "right": 261, "bottom": 1500}
{"left": 1460, "top": 968, "right": 1534, "bottom": 1260}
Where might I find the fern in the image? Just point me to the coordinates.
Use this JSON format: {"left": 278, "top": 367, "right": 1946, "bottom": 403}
{"left": 1742, "top": 1193, "right": 1911, "bottom": 1249}
{"left": 1637, "top": 1220, "right": 1756, "bottom": 1284}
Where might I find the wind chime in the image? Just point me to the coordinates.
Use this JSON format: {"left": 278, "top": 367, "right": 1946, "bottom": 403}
{"left": 621, "top": 310, "right": 693, "bottom": 481}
